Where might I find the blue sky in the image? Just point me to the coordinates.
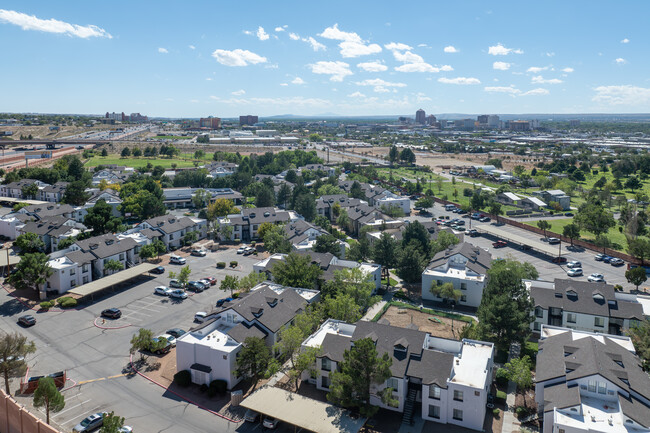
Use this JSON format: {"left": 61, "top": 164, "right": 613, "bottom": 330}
{"left": 1, "top": 1, "right": 649, "bottom": 117}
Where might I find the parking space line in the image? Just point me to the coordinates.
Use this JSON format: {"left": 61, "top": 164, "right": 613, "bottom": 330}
{"left": 52, "top": 399, "right": 92, "bottom": 417}
{"left": 61, "top": 407, "right": 103, "bottom": 426}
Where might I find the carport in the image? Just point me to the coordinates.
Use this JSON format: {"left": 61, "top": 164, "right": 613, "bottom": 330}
{"left": 68, "top": 262, "right": 159, "bottom": 300}
{"left": 240, "top": 387, "right": 366, "bottom": 433}
{"left": 477, "top": 224, "right": 565, "bottom": 258}
{"left": 0, "top": 197, "right": 49, "bottom": 205}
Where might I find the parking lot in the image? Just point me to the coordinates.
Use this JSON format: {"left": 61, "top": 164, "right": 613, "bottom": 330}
{"left": 1, "top": 245, "right": 267, "bottom": 432}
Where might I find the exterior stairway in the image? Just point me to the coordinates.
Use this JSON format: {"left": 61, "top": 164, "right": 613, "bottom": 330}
{"left": 401, "top": 388, "right": 417, "bottom": 426}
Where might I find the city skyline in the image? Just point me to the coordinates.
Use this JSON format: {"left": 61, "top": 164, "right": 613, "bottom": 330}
{"left": 1, "top": 0, "right": 649, "bottom": 117}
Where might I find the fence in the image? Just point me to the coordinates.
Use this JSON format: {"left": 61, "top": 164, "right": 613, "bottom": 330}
{"left": 0, "top": 389, "right": 62, "bottom": 433}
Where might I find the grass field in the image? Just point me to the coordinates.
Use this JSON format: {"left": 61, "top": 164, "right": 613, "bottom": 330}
{"left": 85, "top": 155, "right": 199, "bottom": 168}
{"left": 527, "top": 218, "right": 628, "bottom": 251}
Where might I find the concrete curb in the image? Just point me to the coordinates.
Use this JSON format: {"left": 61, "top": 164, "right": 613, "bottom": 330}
{"left": 93, "top": 317, "right": 133, "bottom": 330}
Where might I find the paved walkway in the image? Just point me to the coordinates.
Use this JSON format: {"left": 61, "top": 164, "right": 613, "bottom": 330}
{"left": 362, "top": 290, "right": 393, "bottom": 321}
{"left": 398, "top": 413, "right": 425, "bottom": 433}
{"left": 502, "top": 380, "right": 521, "bottom": 433}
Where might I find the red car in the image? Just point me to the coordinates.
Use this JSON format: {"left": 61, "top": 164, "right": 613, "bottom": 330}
{"left": 492, "top": 240, "right": 507, "bottom": 248}
{"left": 205, "top": 277, "right": 217, "bottom": 286}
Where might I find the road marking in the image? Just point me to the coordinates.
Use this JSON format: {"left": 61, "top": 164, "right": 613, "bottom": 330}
{"left": 52, "top": 399, "right": 92, "bottom": 417}
{"left": 61, "top": 407, "right": 103, "bottom": 426}
{"left": 77, "top": 373, "right": 129, "bottom": 385}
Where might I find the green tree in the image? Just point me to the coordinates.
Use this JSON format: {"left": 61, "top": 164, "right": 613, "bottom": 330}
{"left": 349, "top": 181, "right": 365, "bottom": 200}
{"left": 132, "top": 148, "right": 142, "bottom": 158}
{"left": 255, "top": 186, "right": 275, "bottom": 208}
{"left": 218, "top": 224, "right": 234, "bottom": 241}
{"left": 537, "top": 220, "right": 551, "bottom": 239}
{"left": 488, "top": 202, "right": 502, "bottom": 221}
{"left": 289, "top": 346, "right": 321, "bottom": 391}
{"left": 372, "top": 232, "right": 398, "bottom": 282}
{"left": 476, "top": 259, "right": 538, "bottom": 350}
{"left": 594, "top": 176, "right": 607, "bottom": 190}
{"left": 574, "top": 202, "right": 616, "bottom": 238}
{"left": 100, "top": 411, "right": 125, "bottom": 433}
{"left": 62, "top": 180, "right": 91, "bottom": 206}
{"left": 121, "top": 147, "right": 131, "bottom": 157}
{"left": 0, "top": 332, "right": 36, "bottom": 394}
{"left": 138, "top": 244, "right": 157, "bottom": 261}
{"left": 239, "top": 271, "right": 267, "bottom": 292}
{"left": 14, "top": 232, "right": 45, "bottom": 254}
{"left": 313, "top": 234, "right": 341, "bottom": 256}
{"left": 207, "top": 198, "right": 237, "bottom": 219}
{"left": 501, "top": 356, "right": 533, "bottom": 408}
{"left": 101, "top": 148, "right": 108, "bottom": 157}
{"left": 104, "top": 259, "right": 124, "bottom": 274}
{"left": 402, "top": 220, "right": 430, "bottom": 256}
{"left": 625, "top": 175, "right": 642, "bottom": 191}
{"left": 183, "top": 231, "right": 198, "bottom": 246}
{"left": 33, "top": 376, "right": 65, "bottom": 424}
{"left": 194, "top": 150, "right": 205, "bottom": 160}
{"left": 8, "top": 253, "right": 53, "bottom": 292}
{"left": 21, "top": 183, "right": 39, "bottom": 199}
{"left": 430, "top": 231, "right": 460, "bottom": 256}
{"left": 191, "top": 188, "right": 211, "bottom": 209}
{"left": 220, "top": 275, "right": 239, "bottom": 297}
{"left": 336, "top": 209, "right": 351, "bottom": 232}
{"left": 395, "top": 242, "right": 426, "bottom": 285}
{"left": 328, "top": 337, "right": 395, "bottom": 418}
{"left": 430, "top": 282, "right": 461, "bottom": 304}
{"left": 178, "top": 265, "right": 191, "bottom": 287}
{"left": 628, "top": 319, "right": 650, "bottom": 371}
{"left": 325, "top": 267, "right": 377, "bottom": 312}
{"left": 563, "top": 223, "right": 581, "bottom": 246}
{"left": 346, "top": 237, "right": 371, "bottom": 262}
{"left": 271, "top": 252, "right": 322, "bottom": 288}
{"left": 415, "top": 196, "right": 434, "bottom": 209}
{"left": 400, "top": 148, "right": 416, "bottom": 164}
{"left": 276, "top": 183, "right": 292, "bottom": 209}
{"left": 130, "top": 328, "right": 154, "bottom": 362}
{"left": 388, "top": 145, "right": 399, "bottom": 165}
{"left": 84, "top": 199, "right": 123, "bottom": 235}
{"left": 262, "top": 225, "right": 291, "bottom": 254}
{"left": 294, "top": 193, "right": 317, "bottom": 221}
{"left": 627, "top": 238, "right": 650, "bottom": 265}
{"left": 236, "top": 337, "right": 274, "bottom": 391}
{"left": 626, "top": 266, "right": 647, "bottom": 291}
{"left": 120, "top": 190, "right": 166, "bottom": 220}
{"left": 323, "top": 294, "right": 362, "bottom": 323}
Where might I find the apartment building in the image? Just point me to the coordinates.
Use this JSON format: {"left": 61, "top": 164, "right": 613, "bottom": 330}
{"left": 536, "top": 325, "right": 650, "bottom": 433}
{"left": 38, "top": 182, "right": 69, "bottom": 202}
{"left": 18, "top": 216, "right": 84, "bottom": 252}
{"left": 302, "top": 320, "right": 494, "bottom": 431}
{"left": 71, "top": 233, "right": 141, "bottom": 279}
{"left": 218, "top": 207, "right": 302, "bottom": 242}
{"left": 283, "top": 219, "right": 346, "bottom": 258}
{"left": 139, "top": 215, "right": 207, "bottom": 248}
{"left": 0, "top": 179, "right": 49, "bottom": 199}
{"left": 42, "top": 250, "right": 95, "bottom": 297}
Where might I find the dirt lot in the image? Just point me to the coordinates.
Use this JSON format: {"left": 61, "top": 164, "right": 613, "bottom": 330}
{"left": 379, "top": 306, "right": 468, "bottom": 340}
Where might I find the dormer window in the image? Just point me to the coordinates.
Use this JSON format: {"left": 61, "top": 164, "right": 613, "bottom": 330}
{"left": 251, "top": 307, "right": 263, "bottom": 318}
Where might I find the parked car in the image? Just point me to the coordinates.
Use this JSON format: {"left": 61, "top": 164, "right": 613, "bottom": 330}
{"left": 548, "top": 237, "right": 561, "bottom": 245}
{"left": 468, "top": 229, "right": 480, "bottom": 237}
{"left": 610, "top": 258, "right": 625, "bottom": 266}
{"left": 170, "top": 279, "right": 182, "bottom": 288}
{"left": 243, "top": 247, "right": 255, "bottom": 256}
{"left": 492, "top": 240, "right": 507, "bottom": 248}
{"left": 151, "top": 266, "right": 165, "bottom": 274}
{"left": 156, "top": 334, "right": 176, "bottom": 347}
{"left": 588, "top": 273, "right": 606, "bottom": 283}
{"left": 191, "top": 249, "right": 206, "bottom": 257}
{"left": 552, "top": 256, "right": 567, "bottom": 264}
{"left": 567, "top": 268, "right": 583, "bottom": 277}
{"left": 216, "top": 297, "right": 233, "bottom": 307}
{"left": 166, "top": 328, "right": 186, "bottom": 338}
{"left": 194, "top": 312, "right": 208, "bottom": 323}
{"left": 566, "top": 261, "right": 582, "bottom": 269}
{"left": 479, "top": 217, "right": 491, "bottom": 222}
{"left": 602, "top": 256, "right": 614, "bottom": 263}
{"left": 170, "top": 289, "right": 188, "bottom": 299}
{"left": 73, "top": 413, "right": 105, "bottom": 432}
{"left": 18, "top": 315, "right": 36, "bottom": 327}
{"left": 263, "top": 417, "right": 280, "bottom": 429}
{"left": 236, "top": 246, "right": 247, "bottom": 254}
{"left": 244, "top": 409, "right": 260, "bottom": 423}
{"left": 199, "top": 279, "right": 211, "bottom": 288}
{"left": 595, "top": 253, "right": 606, "bottom": 261}
{"left": 101, "top": 308, "right": 122, "bottom": 319}
{"left": 118, "top": 427, "right": 133, "bottom": 433}
{"left": 205, "top": 277, "right": 217, "bottom": 286}
{"left": 564, "top": 212, "right": 574, "bottom": 217}
{"left": 169, "top": 255, "right": 186, "bottom": 265}
{"left": 187, "top": 281, "right": 205, "bottom": 292}
{"left": 149, "top": 337, "right": 172, "bottom": 355}
{"left": 154, "top": 286, "right": 172, "bottom": 296}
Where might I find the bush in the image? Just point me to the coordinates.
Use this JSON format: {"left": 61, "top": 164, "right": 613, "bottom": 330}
{"left": 173, "top": 370, "right": 191, "bottom": 387}
{"left": 217, "top": 262, "right": 226, "bottom": 269}
{"left": 199, "top": 383, "right": 208, "bottom": 393}
{"left": 56, "top": 296, "right": 73, "bottom": 305}
{"left": 495, "top": 368, "right": 509, "bottom": 386}
{"left": 393, "top": 291, "right": 409, "bottom": 300}
{"left": 250, "top": 241, "right": 256, "bottom": 247}
{"left": 515, "top": 406, "right": 533, "bottom": 418}
{"left": 60, "top": 298, "right": 77, "bottom": 308}
{"left": 210, "top": 379, "right": 227, "bottom": 395}
{"left": 493, "top": 408, "right": 500, "bottom": 417}
{"left": 230, "top": 261, "right": 238, "bottom": 268}
{"left": 232, "top": 293, "right": 239, "bottom": 298}
{"left": 496, "top": 390, "right": 507, "bottom": 402}
{"left": 614, "top": 284, "right": 623, "bottom": 292}
{"left": 234, "top": 238, "right": 241, "bottom": 244}
{"left": 39, "top": 301, "right": 54, "bottom": 310}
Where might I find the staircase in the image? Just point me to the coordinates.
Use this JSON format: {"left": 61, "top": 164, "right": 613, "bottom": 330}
{"left": 401, "top": 388, "right": 417, "bottom": 426}
{"left": 126, "top": 261, "right": 135, "bottom": 269}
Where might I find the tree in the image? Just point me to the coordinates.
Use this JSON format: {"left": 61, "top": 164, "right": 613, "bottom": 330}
{"left": 130, "top": 328, "right": 154, "bottom": 362}
{"left": 0, "top": 332, "right": 36, "bottom": 394}
{"left": 236, "top": 337, "right": 274, "bottom": 391}
{"left": 436, "top": 177, "right": 443, "bottom": 194}
{"left": 563, "top": 223, "right": 581, "bottom": 246}
{"left": 239, "top": 271, "right": 267, "bottom": 292}
{"left": 100, "top": 411, "right": 125, "bottom": 433}
{"left": 138, "top": 243, "right": 157, "bottom": 261}
{"left": 33, "top": 376, "right": 65, "bottom": 424}
{"left": 325, "top": 267, "right": 377, "bottom": 312}
{"left": 313, "top": 234, "right": 341, "bottom": 256}
{"left": 574, "top": 202, "right": 616, "bottom": 238}
{"left": 476, "top": 259, "right": 538, "bottom": 350}
{"left": 400, "top": 148, "right": 416, "bottom": 164}
{"left": 262, "top": 225, "right": 291, "bottom": 254}
{"left": 537, "top": 220, "right": 551, "bottom": 239}
{"left": 194, "top": 149, "right": 205, "bottom": 160}
{"left": 488, "top": 202, "right": 502, "bottom": 222}
{"left": 276, "top": 183, "right": 292, "bottom": 209}
{"left": 323, "top": 294, "right": 362, "bottom": 323}
{"left": 207, "top": 198, "right": 237, "bottom": 222}
{"left": 626, "top": 266, "right": 647, "bottom": 291}
{"left": 191, "top": 188, "right": 211, "bottom": 209}
{"left": 594, "top": 176, "right": 607, "bottom": 190}
{"left": 121, "top": 147, "right": 131, "bottom": 157}
{"left": 289, "top": 346, "right": 321, "bottom": 391}
{"left": 336, "top": 209, "right": 351, "bottom": 232}
{"left": 178, "top": 265, "right": 191, "bottom": 287}
{"left": 415, "top": 196, "right": 433, "bottom": 209}
{"left": 501, "top": 356, "right": 533, "bottom": 408}
{"left": 183, "top": 231, "right": 198, "bottom": 246}
{"left": 347, "top": 237, "right": 371, "bottom": 262}
{"left": 21, "top": 183, "right": 39, "bottom": 199}
{"left": 431, "top": 231, "right": 459, "bottom": 256}
{"left": 101, "top": 148, "right": 108, "bottom": 157}
{"left": 628, "top": 319, "right": 650, "bottom": 371}
{"left": 84, "top": 199, "right": 123, "bottom": 235}
{"left": 294, "top": 193, "right": 316, "bottom": 221}
{"left": 271, "top": 252, "right": 322, "bottom": 288}
{"left": 314, "top": 215, "right": 332, "bottom": 232}
{"left": 14, "top": 232, "right": 45, "bottom": 254}
{"left": 349, "top": 181, "right": 365, "bottom": 200}
{"left": 388, "top": 145, "right": 399, "bottom": 166}
{"left": 62, "top": 180, "right": 91, "bottom": 206}
{"left": 255, "top": 186, "right": 275, "bottom": 208}
{"left": 430, "top": 282, "right": 461, "bottom": 304}
{"left": 395, "top": 242, "right": 426, "bottom": 285}
{"left": 372, "top": 232, "right": 398, "bottom": 282}
{"left": 625, "top": 175, "right": 642, "bottom": 191}
{"left": 220, "top": 275, "right": 239, "bottom": 297}
{"left": 628, "top": 238, "right": 650, "bottom": 265}
{"left": 104, "top": 259, "right": 124, "bottom": 274}
{"left": 328, "top": 337, "right": 394, "bottom": 418}
{"left": 217, "top": 224, "right": 234, "bottom": 241}
{"left": 8, "top": 253, "right": 53, "bottom": 292}
{"left": 402, "top": 220, "right": 430, "bottom": 256}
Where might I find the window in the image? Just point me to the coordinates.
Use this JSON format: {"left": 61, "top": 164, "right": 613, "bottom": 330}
{"left": 119, "top": 254, "right": 125, "bottom": 261}
{"left": 460, "top": 282, "right": 467, "bottom": 290}
{"left": 535, "top": 307, "right": 544, "bottom": 318}
{"left": 453, "top": 390, "right": 463, "bottom": 402}
{"left": 559, "top": 429, "right": 566, "bottom": 433}
{"left": 533, "top": 322, "right": 541, "bottom": 331}
{"left": 598, "top": 382, "right": 607, "bottom": 394}
{"left": 429, "top": 386, "right": 441, "bottom": 400}
{"left": 70, "top": 268, "right": 76, "bottom": 275}
{"left": 453, "top": 409, "right": 463, "bottom": 421}
{"left": 588, "top": 380, "right": 597, "bottom": 393}
{"left": 82, "top": 264, "right": 88, "bottom": 273}
{"left": 386, "top": 378, "right": 399, "bottom": 391}
{"left": 83, "top": 276, "right": 88, "bottom": 284}
{"left": 460, "top": 295, "right": 467, "bottom": 302}
{"left": 321, "top": 358, "right": 331, "bottom": 372}
{"left": 594, "top": 317, "right": 605, "bottom": 328}
{"left": 321, "top": 375, "right": 330, "bottom": 389}
{"left": 428, "top": 405, "right": 440, "bottom": 419}
{"left": 475, "top": 391, "right": 480, "bottom": 397}
{"left": 70, "top": 280, "right": 76, "bottom": 287}
{"left": 566, "top": 313, "right": 576, "bottom": 323}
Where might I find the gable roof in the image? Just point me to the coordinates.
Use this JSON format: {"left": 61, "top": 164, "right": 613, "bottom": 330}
{"left": 426, "top": 242, "right": 492, "bottom": 274}
{"left": 143, "top": 215, "right": 197, "bottom": 234}
{"left": 224, "top": 286, "right": 306, "bottom": 333}
{"left": 74, "top": 233, "right": 138, "bottom": 259}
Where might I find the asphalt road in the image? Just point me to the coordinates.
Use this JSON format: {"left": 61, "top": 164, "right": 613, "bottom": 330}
{"left": 0, "top": 247, "right": 269, "bottom": 433}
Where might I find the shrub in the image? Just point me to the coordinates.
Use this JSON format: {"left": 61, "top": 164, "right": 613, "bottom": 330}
{"left": 495, "top": 368, "right": 509, "bottom": 386}
{"left": 39, "top": 301, "right": 54, "bottom": 310}
{"left": 515, "top": 406, "right": 533, "bottom": 418}
{"left": 250, "top": 241, "right": 256, "bottom": 247}
{"left": 496, "top": 390, "right": 507, "bottom": 402}
{"left": 614, "top": 284, "right": 623, "bottom": 292}
{"left": 493, "top": 408, "right": 500, "bottom": 417}
{"left": 217, "top": 262, "right": 226, "bottom": 269}
{"left": 60, "top": 298, "right": 77, "bottom": 308}
{"left": 56, "top": 296, "right": 73, "bottom": 305}
{"left": 230, "top": 261, "right": 238, "bottom": 268}
{"left": 199, "top": 383, "right": 208, "bottom": 393}
{"left": 210, "top": 379, "right": 227, "bottom": 395}
{"left": 173, "top": 370, "right": 191, "bottom": 387}
{"left": 234, "top": 238, "right": 241, "bottom": 244}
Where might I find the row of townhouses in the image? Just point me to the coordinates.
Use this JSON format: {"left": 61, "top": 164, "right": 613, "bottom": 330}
{"left": 218, "top": 207, "right": 303, "bottom": 242}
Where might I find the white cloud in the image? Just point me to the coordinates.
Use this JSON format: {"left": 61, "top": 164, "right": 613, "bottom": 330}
{"left": 279, "top": 83, "right": 288, "bottom": 86}
{"left": 256, "top": 26, "right": 269, "bottom": 41}
{"left": 488, "top": 43, "right": 523, "bottom": 55}
{"left": 231, "top": 89, "right": 246, "bottom": 96}
{"left": 357, "top": 61, "right": 388, "bottom": 72}
{"left": 416, "top": 92, "right": 432, "bottom": 102}
{"left": 546, "top": 52, "right": 555, "bottom": 57}
{"left": 289, "top": 32, "right": 300, "bottom": 40}
{"left": 615, "top": 58, "right": 627, "bottom": 64}
{"left": 339, "top": 40, "right": 382, "bottom": 58}
{"left": 373, "top": 86, "right": 391, "bottom": 93}
{"left": 318, "top": 23, "right": 362, "bottom": 43}
{"left": 206, "top": 77, "right": 213, "bottom": 81}
{"left": 305, "top": 36, "right": 326, "bottom": 51}
{"left": 188, "top": 45, "right": 196, "bottom": 50}
{"left": 210, "top": 95, "right": 331, "bottom": 107}
{"left": 275, "top": 26, "right": 285, "bottom": 32}
{"left": 211, "top": 49, "right": 267, "bottom": 66}
{"left": 438, "top": 77, "right": 481, "bottom": 85}
{"left": 621, "top": 38, "right": 630, "bottom": 44}
{"left": 384, "top": 42, "right": 412, "bottom": 51}
{"left": 443, "top": 45, "right": 458, "bottom": 53}
{"left": 521, "top": 88, "right": 549, "bottom": 96}
{"left": 395, "top": 63, "right": 440, "bottom": 73}
{"left": 348, "top": 91, "right": 366, "bottom": 98}
{"left": 355, "top": 78, "right": 407, "bottom": 88}
{"left": 392, "top": 50, "right": 424, "bottom": 63}
{"left": 308, "top": 61, "right": 353, "bottom": 81}
{"left": 158, "top": 47, "right": 168, "bottom": 54}
{"left": 484, "top": 86, "right": 520, "bottom": 94}
{"left": 243, "top": 30, "right": 252, "bottom": 35}
{"left": 440, "top": 65, "right": 453, "bottom": 72}
{"left": 493, "top": 61, "right": 510, "bottom": 70}
{"left": 0, "top": 9, "right": 112, "bottom": 38}
{"left": 291, "top": 77, "right": 305, "bottom": 85}
{"left": 593, "top": 85, "right": 650, "bottom": 106}
{"left": 562, "top": 67, "right": 574, "bottom": 73}
{"left": 526, "top": 66, "right": 548, "bottom": 73}
{"left": 531, "top": 75, "right": 563, "bottom": 84}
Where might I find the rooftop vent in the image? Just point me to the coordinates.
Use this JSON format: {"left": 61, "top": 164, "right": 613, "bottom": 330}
{"left": 250, "top": 213, "right": 256, "bottom": 219}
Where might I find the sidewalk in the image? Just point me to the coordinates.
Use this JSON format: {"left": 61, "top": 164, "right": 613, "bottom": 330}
{"left": 398, "top": 413, "right": 425, "bottom": 433}
{"left": 362, "top": 290, "right": 393, "bottom": 321}
{"left": 501, "top": 380, "right": 521, "bottom": 433}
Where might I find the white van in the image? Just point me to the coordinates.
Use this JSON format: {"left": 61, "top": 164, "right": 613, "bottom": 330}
{"left": 169, "top": 255, "right": 186, "bottom": 265}
{"left": 445, "top": 204, "right": 457, "bottom": 211}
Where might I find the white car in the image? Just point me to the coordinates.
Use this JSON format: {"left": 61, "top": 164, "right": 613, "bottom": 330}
{"left": 119, "top": 427, "right": 133, "bottom": 433}
{"left": 194, "top": 312, "right": 208, "bottom": 323}
{"left": 567, "top": 268, "right": 583, "bottom": 277}
{"left": 170, "top": 289, "right": 188, "bottom": 299}
{"left": 170, "top": 279, "right": 182, "bottom": 288}
{"left": 588, "top": 273, "right": 606, "bottom": 283}
{"left": 236, "top": 246, "right": 247, "bottom": 254}
{"left": 156, "top": 334, "right": 176, "bottom": 347}
{"left": 566, "top": 261, "right": 582, "bottom": 269}
{"left": 263, "top": 417, "right": 280, "bottom": 429}
{"left": 154, "top": 286, "right": 172, "bottom": 296}
{"left": 199, "top": 279, "right": 211, "bottom": 288}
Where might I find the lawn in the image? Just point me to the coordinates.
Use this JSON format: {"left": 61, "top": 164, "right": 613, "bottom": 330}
{"left": 527, "top": 218, "right": 628, "bottom": 252}
{"left": 85, "top": 155, "right": 199, "bottom": 168}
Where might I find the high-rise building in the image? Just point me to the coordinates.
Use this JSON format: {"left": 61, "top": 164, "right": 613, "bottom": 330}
{"left": 239, "top": 115, "right": 259, "bottom": 126}
{"left": 426, "top": 114, "right": 437, "bottom": 126}
{"left": 477, "top": 115, "right": 489, "bottom": 125}
{"left": 105, "top": 112, "right": 125, "bottom": 121}
{"left": 509, "top": 120, "right": 530, "bottom": 131}
{"left": 415, "top": 109, "right": 426, "bottom": 125}
{"left": 128, "top": 113, "right": 148, "bottom": 123}
{"left": 199, "top": 116, "right": 222, "bottom": 129}
{"left": 569, "top": 119, "right": 581, "bottom": 127}
{"left": 487, "top": 115, "right": 500, "bottom": 128}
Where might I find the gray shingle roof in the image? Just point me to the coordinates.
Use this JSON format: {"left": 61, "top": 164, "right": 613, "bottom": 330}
{"left": 74, "top": 234, "right": 137, "bottom": 259}
{"left": 426, "top": 242, "right": 492, "bottom": 274}
{"left": 21, "top": 204, "right": 75, "bottom": 219}
{"left": 144, "top": 215, "right": 197, "bottom": 234}
{"left": 224, "top": 286, "right": 306, "bottom": 333}
{"left": 542, "top": 382, "right": 582, "bottom": 413}
{"left": 320, "top": 333, "right": 351, "bottom": 363}
{"left": 406, "top": 349, "right": 454, "bottom": 387}
{"left": 226, "top": 322, "right": 267, "bottom": 343}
